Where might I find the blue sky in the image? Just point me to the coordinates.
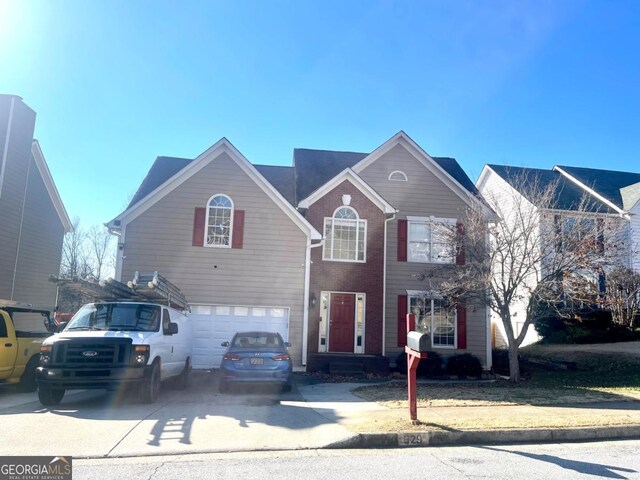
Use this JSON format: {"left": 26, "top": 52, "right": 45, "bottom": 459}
{"left": 1, "top": 0, "right": 639, "bottom": 229}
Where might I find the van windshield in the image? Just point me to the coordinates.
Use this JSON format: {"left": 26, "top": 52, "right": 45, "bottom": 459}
{"left": 64, "top": 303, "right": 161, "bottom": 332}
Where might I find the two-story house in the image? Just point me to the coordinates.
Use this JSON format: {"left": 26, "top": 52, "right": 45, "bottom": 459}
{"left": 0, "top": 95, "right": 72, "bottom": 327}
{"left": 108, "top": 132, "right": 492, "bottom": 371}
{"left": 477, "top": 164, "right": 634, "bottom": 347}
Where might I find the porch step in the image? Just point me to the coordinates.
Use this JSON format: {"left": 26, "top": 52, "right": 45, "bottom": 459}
{"left": 329, "top": 361, "right": 365, "bottom": 377}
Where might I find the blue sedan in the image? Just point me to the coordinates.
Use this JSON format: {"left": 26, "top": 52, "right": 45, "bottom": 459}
{"left": 219, "top": 331, "right": 293, "bottom": 393}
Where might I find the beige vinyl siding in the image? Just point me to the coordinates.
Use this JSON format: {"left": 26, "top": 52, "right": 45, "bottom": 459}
{"left": 11, "top": 153, "right": 65, "bottom": 318}
{"left": 631, "top": 202, "right": 640, "bottom": 272}
{"left": 121, "top": 152, "right": 308, "bottom": 366}
{"left": 0, "top": 97, "right": 37, "bottom": 301}
{"left": 358, "top": 144, "right": 488, "bottom": 366}
{"left": 478, "top": 168, "right": 541, "bottom": 347}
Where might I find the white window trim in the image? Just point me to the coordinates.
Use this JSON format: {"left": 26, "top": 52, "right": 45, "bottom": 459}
{"left": 407, "top": 215, "right": 457, "bottom": 264}
{"left": 322, "top": 206, "right": 367, "bottom": 263}
{"left": 388, "top": 170, "right": 408, "bottom": 182}
{"left": 407, "top": 291, "right": 457, "bottom": 349}
{"left": 204, "top": 193, "right": 234, "bottom": 249}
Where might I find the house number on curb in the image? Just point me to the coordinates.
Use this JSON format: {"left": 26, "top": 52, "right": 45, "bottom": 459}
{"left": 398, "top": 433, "right": 425, "bottom": 446}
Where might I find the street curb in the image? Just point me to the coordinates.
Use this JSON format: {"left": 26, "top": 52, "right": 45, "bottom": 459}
{"left": 325, "top": 425, "right": 640, "bottom": 449}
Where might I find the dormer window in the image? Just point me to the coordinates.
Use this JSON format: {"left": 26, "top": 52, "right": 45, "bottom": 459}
{"left": 388, "top": 170, "right": 408, "bottom": 182}
{"left": 206, "top": 194, "right": 233, "bottom": 247}
{"left": 323, "top": 206, "right": 367, "bottom": 262}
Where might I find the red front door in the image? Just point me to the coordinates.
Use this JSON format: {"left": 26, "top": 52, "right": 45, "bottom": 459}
{"left": 329, "top": 293, "right": 355, "bottom": 352}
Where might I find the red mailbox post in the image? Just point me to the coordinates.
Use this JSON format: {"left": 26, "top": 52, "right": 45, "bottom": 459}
{"left": 405, "top": 313, "right": 427, "bottom": 422}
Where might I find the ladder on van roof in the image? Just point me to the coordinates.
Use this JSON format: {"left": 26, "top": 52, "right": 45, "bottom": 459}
{"left": 49, "top": 272, "right": 190, "bottom": 312}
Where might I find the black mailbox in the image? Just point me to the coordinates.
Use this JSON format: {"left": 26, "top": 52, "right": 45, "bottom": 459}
{"left": 407, "top": 331, "right": 430, "bottom": 352}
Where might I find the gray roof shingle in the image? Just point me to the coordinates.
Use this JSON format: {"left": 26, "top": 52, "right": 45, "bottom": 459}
{"left": 126, "top": 146, "right": 481, "bottom": 212}
{"left": 128, "top": 156, "right": 192, "bottom": 208}
{"left": 293, "top": 148, "right": 479, "bottom": 201}
{"left": 487, "top": 164, "right": 615, "bottom": 213}
{"left": 254, "top": 164, "right": 296, "bottom": 205}
{"left": 555, "top": 165, "right": 640, "bottom": 211}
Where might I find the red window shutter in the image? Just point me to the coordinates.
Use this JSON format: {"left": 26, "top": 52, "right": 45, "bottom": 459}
{"left": 457, "top": 303, "right": 467, "bottom": 349}
{"left": 456, "top": 223, "right": 465, "bottom": 265}
{"left": 397, "top": 294, "right": 408, "bottom": 347}
{"left": 192, "top": 207, "right": 206, "bottom": 247}
{"left": 232, "top": 210, "right": 245, "bottom": 249}
{"left": 397, "top": 220, "right": 407, "bottom": 262}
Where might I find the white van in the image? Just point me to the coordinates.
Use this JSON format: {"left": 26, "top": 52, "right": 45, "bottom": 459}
{"left": 36, "top": 301, "right": 192, "bottom": 406}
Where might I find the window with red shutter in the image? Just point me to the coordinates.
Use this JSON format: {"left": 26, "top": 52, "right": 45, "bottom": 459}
{"left": 456, "top": 303, "right": 467, "bottom": 349}
{"left": 397, "top": 220, "right": 407, "bottom": 262}
{"left": 232, "top": 210, "right": 245, "bottom": 249}
{"left": 397, "top": 294, "right": 408, "bottom": 347}
{"left": 192, "top": 207, "right": 206, "bottom": 247}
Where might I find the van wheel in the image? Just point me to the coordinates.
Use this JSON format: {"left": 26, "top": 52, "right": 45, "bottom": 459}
{"left": 175, "top": 360, "right": 191, "bottom": 390}
{"left": 38, "top": 386, "right": 65, "bottom": 406}
{"left": 17, "top": 356, "right": 38, "bottom": 393}
{"left": 142, "top": 362, "right": 161, "bottom": 403}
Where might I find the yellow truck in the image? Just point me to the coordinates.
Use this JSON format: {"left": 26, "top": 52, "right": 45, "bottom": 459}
{"left": 0, "top": 300, "right": 54, "bottom": 392}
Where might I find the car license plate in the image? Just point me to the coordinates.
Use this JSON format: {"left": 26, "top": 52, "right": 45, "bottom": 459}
{"left": 250, "top": 358, "right": 264, "bottom": 365}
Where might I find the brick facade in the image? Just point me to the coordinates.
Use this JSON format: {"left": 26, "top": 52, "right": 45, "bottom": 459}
{"left": 305, "top": 180, "right": 385, "bottom": 355}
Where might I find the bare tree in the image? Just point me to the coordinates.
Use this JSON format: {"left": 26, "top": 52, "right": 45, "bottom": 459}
{"left": 606, "top": 267, "right": 640, "bottom": 328}
{"left": 429, "top": 172, "right": 629, "bottom": 381}
{"left": 86, "top": 225, "right": 114, "bottom": 280}
{"left": 60, "top": 217, "right": 90, "bottom": 278}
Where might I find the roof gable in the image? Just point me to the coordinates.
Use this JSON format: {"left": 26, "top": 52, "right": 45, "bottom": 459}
{"left": 484, "top": 164, "right": 615, "bottom": 214}
{"left": 351, "top": 131, "right": 483, "bottom": 209}
{"left": 31, "top": 141, "right": 73, "bottom": 232}
{"left": 298, "top": 168, "right": 396, "bottom": 214}
{"left": 108, "top": 138, "right": 321, "bottom": 240}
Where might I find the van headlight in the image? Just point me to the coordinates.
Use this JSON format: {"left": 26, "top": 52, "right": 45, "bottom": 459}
{"left": 131, "top": 345, "right": 150, "bottom": 365}
{"left": 40, "top": 345, "right": 52, "bottom": 366}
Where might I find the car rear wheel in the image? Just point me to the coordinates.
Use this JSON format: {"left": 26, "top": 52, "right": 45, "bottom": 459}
{"left": 142, "top": 362, "right": 161, "bottom": 403}
{"left": 38, "top": 386, "right": 65, "bottom": 406}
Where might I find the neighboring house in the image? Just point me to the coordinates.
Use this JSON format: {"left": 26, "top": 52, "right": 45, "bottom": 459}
{"left": 108, "top": 132, "right": 492, "bottom": 371}
{"left": 0, "top": 95, "right": 73, "bottom": 328}
{"left": 477, "top": 164, "right": 634, "bottom": 347}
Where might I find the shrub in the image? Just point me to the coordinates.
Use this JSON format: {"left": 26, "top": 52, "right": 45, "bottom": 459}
{"left": 446, "top": 353, "right": 483, "bottom": 379}
{"left": 491, "top": 348, "right": 511, "bottom": 376}
{"left": 394, "top": 351, "right": 443, "bottom": 378}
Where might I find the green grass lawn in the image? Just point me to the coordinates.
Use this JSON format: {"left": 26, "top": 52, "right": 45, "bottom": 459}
{"left": 353, "top": 347, "right": 640, "bottom": 408}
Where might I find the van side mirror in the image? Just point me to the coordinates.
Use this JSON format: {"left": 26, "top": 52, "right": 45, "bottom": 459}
{"left": 285, "top": 342, "right": 291, "bottom": 347}
{"left": 221, "top": 341, "right": 229, "bottom": 347}
{"left": 166, "top": 322, "right": 178, "bottom": 335}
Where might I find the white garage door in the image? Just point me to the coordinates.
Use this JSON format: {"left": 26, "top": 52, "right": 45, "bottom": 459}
{"left": 190, "top": 304, "right": 290, "bottom": 369}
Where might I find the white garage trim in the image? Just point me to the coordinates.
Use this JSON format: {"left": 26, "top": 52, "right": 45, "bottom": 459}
{"left": 190, "top": 303, "right": 290, "bottom": 369}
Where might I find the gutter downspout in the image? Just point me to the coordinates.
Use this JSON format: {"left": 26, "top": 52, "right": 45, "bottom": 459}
{"left": 302, "top": 237, "right": 324, "bottom": 368}
{"left": 107, "top": 223, "right": 124, "bottom": 281}
{"left": 382, "top": 212, "right": 397, "bottom": 357}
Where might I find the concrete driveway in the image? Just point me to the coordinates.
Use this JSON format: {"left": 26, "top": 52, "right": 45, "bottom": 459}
{"left": 0, "top": 371, "right": 358, "bottom": 458}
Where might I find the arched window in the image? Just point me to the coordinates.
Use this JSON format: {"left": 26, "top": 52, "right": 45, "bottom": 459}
{"left": 388, "top": 170, "right": 408, "bottom": 182}
{"left": 205, "top": 194, "right": 233, "bottom": 247}
{"left": 323, "top": 206, "right": 366, "bottom": 262}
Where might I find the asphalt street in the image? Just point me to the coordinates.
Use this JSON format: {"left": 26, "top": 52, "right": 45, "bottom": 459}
{"left": 74, "top": 440, "right": 640, "bottom": 480}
